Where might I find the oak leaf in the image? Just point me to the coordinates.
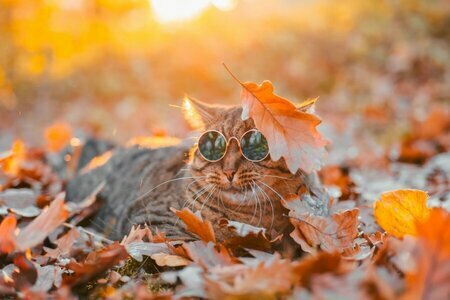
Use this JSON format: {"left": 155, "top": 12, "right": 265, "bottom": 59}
{"left": 282, "top": 195, "right": 359, "bottom": 252}
{"left": 171, "top": 207, "right": 216, "bottom": 243}
{"left": 374, "top": 189, "right": 431, "bottom": 238}
{"left": 288, "top": 209, "right": 360, "bottom": 253}
{"left": 239, "top": 80, "right": 328, "bottom": 173}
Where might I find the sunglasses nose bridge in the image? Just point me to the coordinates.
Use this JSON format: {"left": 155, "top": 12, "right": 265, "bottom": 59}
{"left": 227, "top": 136, "right": 239, "bottom": 146}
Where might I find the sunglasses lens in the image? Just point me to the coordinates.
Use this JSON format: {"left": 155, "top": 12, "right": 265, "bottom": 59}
{"left": 198, "top": 131, "right": 227, "bottom": 161}
{"left": 240, "top": 130, "right": 269, "bottom": 161}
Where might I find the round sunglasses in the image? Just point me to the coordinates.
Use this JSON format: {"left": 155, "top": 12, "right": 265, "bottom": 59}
{"left": 197, "top": 129, "right": 270, "bottom": 162}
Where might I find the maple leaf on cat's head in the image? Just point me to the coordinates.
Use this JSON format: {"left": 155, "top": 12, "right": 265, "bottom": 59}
{"left": 239, "top": 80, "right": 328, "bottom": 174}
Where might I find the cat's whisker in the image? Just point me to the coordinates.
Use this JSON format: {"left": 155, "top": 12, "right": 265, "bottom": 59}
{"left": 175, "top": 184, "right": 213, "bottom": 226}
{"left": 135, "top": 175, "right": 207, "bottom": 226}
{"left": 218, "top": 187, "right": 226, "bottom": 210}
{"left": 249, "top": 182, "right": 258, "bottom": 224}
{"left": 261, "top": 174, "right": 295, "bottom": 181}
{"left": 200, "top": 185, "right": 217, "bottom": 213}
{"left": 184, "top": 177, "right": 205, "bottom": 194}
{"left": 254, "top": 182, "right": 275, "bottom": 231}
{"left": 257, "top": 180, "right": 285, "bottom": 202}
{"left": 232, "top": 183, "right": 247, "bottom": 212}
{"left": 252, "top": 181, "right": 263, "bottom": 227}
{"left": 236, "top": 183, "right": 251, "bottom": 212}
{"left": 261, "top": 174, "right": 293, "bottom": 193}
{"left": 134, "top": 176, "right": 206, "bottom": 203}
{"left": 186, "top": 184, "right": 213, "bottom": 210}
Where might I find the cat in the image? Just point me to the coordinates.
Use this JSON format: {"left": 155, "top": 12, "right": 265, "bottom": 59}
{"left": 66, "top": 98, "right": 329, "bottom": 241}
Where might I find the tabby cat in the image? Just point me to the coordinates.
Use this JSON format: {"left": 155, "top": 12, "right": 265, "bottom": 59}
{"left": 67, "top": 98, "right": 328, "bottom": 241}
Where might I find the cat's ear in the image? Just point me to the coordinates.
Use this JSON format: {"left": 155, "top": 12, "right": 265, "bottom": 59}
{"left": 183, "top": 97, "right": 219, "bottom": 130}
{"left": 296, "top": 97, "right": 318, "bottom": 114}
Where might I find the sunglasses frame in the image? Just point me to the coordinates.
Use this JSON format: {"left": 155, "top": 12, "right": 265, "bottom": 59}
{"left": 197, "top": 129, "right": 270, "bottom": 163}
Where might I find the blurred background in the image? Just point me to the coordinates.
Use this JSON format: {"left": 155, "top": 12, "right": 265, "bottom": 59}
{"left": 0, "top": 0, "right": 448, "bottom": 165}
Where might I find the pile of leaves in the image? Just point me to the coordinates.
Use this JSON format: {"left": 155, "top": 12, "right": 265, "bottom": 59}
{"left": 0, "top": 79, "right": 449, "bottom": 299}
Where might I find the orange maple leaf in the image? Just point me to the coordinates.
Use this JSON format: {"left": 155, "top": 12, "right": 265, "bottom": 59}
{"left": 374, "top": 189, "right": 431, "bottom": 238}
{"left": 171, "top": 207, "right": 216, "bottom": 243}
{"left": 237, "top": 79, "right": 328, "bottom": 173}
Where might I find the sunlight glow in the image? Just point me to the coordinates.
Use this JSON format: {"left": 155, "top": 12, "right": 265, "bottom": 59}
{"left": 150, "top": 0, "right": 235, "bottom": 23}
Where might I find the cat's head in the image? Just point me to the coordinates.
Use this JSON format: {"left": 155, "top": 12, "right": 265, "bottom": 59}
{"left": 184, "top": 98, "right": 302, "bottom": 206}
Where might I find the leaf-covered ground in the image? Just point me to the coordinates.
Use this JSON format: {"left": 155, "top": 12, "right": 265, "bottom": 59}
{"left": 0, "top": 94, "right": 448, "bottom": 299}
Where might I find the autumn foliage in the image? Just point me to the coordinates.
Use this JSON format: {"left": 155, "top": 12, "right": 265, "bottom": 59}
{"left": 1, "top": 74, "right": 449, "bottom": 298}
{"left": 0, "top": 0, "right": 449, "bottom": 298}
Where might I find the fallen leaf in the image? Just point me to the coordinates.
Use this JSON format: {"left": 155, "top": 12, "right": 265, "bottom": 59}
{"left": 44, "top": 228, "right": 80, "bottom": 259}
{"left": 294, "top": 251, "right": 354, "bottom": 289}
{"left": 16, "top": 196, "right": 69, "bottom": 251}
{"left": 121, "top": 224, "right": 167, "bottom": 245}
{"left": 0, "top": 215, "right": 17, "bottom": 254}
{"left": 12, "top": 253, "right": 38, "bottom": 290}
{"left": 183, "top": 241, "right": 234, "bottom": 269}
{"left": 289, "top": 209, "right": 359, "bottom": 253}
{"left": 219, "top": 219, "right": 275, "bottom": 251}
{"left": 237, "top": 78, "right": 328, "bottom": 173}
{"left": 151, "top": 252, "right": 190, "bottom": 267}
{"left": 1, "top": 140, "right": 25, "bottom": 176}
{"left": 171, "top": 207, "right": 216, "bottom": 243}
{"left": 30, "top": 265, "right": 63, "bottom": 292}
{"left": 205, "top": 254, "right": 298, "bottom": 299}
{"left": 401, "top": 208, "right": 450, "bottom": 300}
{"left": 125, "top": 242, "right": 169, "bottom": 262}
{"left": 63, "top": 242, "right": 128, "bottom": 286}
{"left": 374, "top": 189, "right": 431, "bottom": 238}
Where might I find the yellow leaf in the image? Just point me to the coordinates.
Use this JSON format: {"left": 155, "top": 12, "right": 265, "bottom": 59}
{"left": 374, "top": 189, "right": 431, "bottom": 238}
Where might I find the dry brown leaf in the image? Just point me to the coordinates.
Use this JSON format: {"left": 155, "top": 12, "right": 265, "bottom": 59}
{"left": 171, "top": 207, "right": 216, "bottom": 243}
{"left": 63, "top": 242, "right": 128, "bottom": 286}
{"left": 219, "top": 219, "right": 276, "bottom": 251}
{"left": 183, "top": 241, "right": 235, "bottom": 268}
{"left": 294, "top": 251, "right": 355, "bottom": 289}
{"left": 44, "top": 228, "right": 80, "bottom": 259}
{"left": 124, "top": 242, "right": 169, "bottom": 262}
{"left": 205, "top": 254, "right": 298, "bottom": 299}
{"left": 237, "top": 78, "right": 327, "bottom": 173}
{"left": 16, "top": 196, "right": 69, "bottom": 251}
{"left": 289, "top": 209, "right": 359, "bottom": 253}
{"left": 374, "top": 189, "right": 431, "bottom": 238}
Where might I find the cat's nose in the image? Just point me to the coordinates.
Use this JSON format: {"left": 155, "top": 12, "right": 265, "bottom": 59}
{"left": 223, "top": 169, "right": 236, "bottom": 182}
